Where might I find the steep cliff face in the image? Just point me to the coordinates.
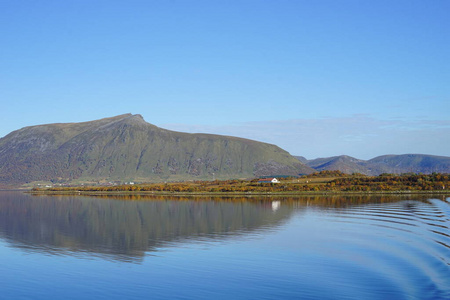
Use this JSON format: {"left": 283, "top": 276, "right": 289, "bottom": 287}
{"left": 0, "top": 114, "right": 313, "bottom": 185}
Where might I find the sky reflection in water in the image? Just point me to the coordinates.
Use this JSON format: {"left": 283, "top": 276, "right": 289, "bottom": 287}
{"left": 0, "top": 192, "right": 448, "bottom": 299}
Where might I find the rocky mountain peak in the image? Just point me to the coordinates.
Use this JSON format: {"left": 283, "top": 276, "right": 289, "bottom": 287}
{"left": 0, "top": 114, "right": 312, "bottom": 185}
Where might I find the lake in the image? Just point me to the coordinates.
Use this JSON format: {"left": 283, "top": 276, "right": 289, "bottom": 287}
{"left": 0, "top": 191, "right": 448, "bottom": 299}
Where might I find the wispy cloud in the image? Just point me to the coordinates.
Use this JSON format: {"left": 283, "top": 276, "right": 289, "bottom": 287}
{"left": 161, "top": 115, "right": 450, "bottom": 160}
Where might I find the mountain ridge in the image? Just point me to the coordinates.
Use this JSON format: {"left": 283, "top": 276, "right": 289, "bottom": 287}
{"left": 1, "top": 114, "right": 448, "bottom": 187}
{"left": 298, "top": 154, "right": 450, "bottom": 175}
{"left": 0, "top": 114, "right": 313, "bottom": 186}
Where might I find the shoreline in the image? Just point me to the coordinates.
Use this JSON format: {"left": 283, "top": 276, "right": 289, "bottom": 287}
{"left": 27, "top": 190, "right": 450, "bottom": 197}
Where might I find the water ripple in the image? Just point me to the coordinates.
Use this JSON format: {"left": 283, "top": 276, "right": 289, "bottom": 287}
{"left": 313, "top": 198, "right": 450, "bottom": 299}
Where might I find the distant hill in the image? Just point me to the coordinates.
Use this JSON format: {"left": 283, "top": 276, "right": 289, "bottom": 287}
{"left": 293, "top": 156, "right": 308, "bottom": 164}
{"left": 365, "top": 154, "right": 450, "bottom": 175}
{"left": 300, "top": 154, "right": 450, "bottom": 175}
{"left": 305, "top": 155, "right": 368, "bottom": 174}
{"left": 0, "top": 114, "right": 313, "bottom": 186}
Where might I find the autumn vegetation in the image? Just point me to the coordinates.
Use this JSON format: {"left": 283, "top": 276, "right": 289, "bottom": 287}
{"left": 31, "top": 171, "right": 450, "bottom": 194}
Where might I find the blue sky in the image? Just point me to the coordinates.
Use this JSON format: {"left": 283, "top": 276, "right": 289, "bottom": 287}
{"left": 1, "top": 0, "right": 449, "bottom": 159}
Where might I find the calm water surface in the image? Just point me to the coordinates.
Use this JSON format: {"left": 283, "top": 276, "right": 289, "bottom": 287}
{"left": 0, "top": 191, "right": 448, "bottom": 299}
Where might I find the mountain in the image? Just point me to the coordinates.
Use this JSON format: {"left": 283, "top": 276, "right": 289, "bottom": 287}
{"left": 365, "top": 154, "right": 450, "bottom": 175}
{"left": 293, "top": 156, "right": 308, "bottom": 164}
{"left": 0, "top": 114, "right": 313, "bottom": 186}
{"left": 305, "top": 155, "right": 368, "bottom": 174}
{"left": 301, "top": 154, "right": 450, "bottom": 175}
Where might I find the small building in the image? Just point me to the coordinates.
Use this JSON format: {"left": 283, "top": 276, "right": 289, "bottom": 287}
{"left": 258, "top": 177, "right": 280, "bottom": 184}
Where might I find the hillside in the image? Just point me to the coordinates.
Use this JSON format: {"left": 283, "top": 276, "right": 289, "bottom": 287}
{"left": 365, "top": 154, "right": 450, "bottom": 175}
{"left": 305, "top": 155, "right": 368, "bottom": 174}
{"left": 0, "top": 114, "right": 313, "bottom": 186}
{"left": 301, "top": 154, "right": 450, "bottom": 175}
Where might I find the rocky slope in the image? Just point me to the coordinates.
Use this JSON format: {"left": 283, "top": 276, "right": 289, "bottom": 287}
{"left": 0, "top": 114, "right": 313, "bottom": 185}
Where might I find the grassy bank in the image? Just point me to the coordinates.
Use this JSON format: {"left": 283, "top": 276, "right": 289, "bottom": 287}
{"left": 30, "top": 171, "right": 450, "bottom": 196}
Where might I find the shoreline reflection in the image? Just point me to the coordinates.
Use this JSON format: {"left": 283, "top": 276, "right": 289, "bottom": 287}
{"left": 0, "top": 192, "right": 293, "bottom": 262}
{"left": 0, "top": 192, "right": 447, "bottom": 263}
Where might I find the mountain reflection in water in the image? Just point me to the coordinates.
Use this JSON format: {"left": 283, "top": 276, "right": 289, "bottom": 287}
{"left": 0, "top": 192, "right": 296, "bottom": 262}
{"left": 0, "top": 192, "right": 449, "bottom": 299}
{"left": 0, "top": 192, "right": 443, "bottom": 262}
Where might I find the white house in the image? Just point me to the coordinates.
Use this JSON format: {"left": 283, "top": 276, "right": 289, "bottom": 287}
{"left": 258, "top": 177, "right": 280, "bottom": 183}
